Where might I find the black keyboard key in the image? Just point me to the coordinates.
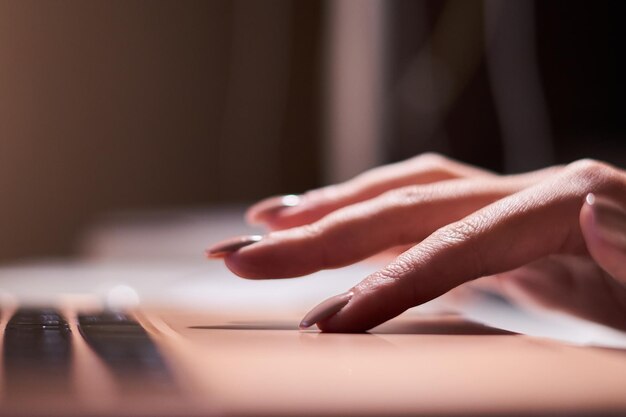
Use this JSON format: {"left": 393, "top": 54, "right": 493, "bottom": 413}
{"left": 2, "top": 308, "right": 73, "bottom": 397}
{"left": 5, "top": 308, "right": 70, "bottom": 330}
{"left": 78, "top": 312, "right": 175, "bottom": 393}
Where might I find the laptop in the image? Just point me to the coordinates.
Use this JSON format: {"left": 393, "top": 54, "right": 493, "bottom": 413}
{"left": 1, "top": 208, "right": 626, "bottom": 416}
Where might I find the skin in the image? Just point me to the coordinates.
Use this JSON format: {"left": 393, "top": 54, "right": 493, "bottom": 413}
{"left": 219, "top": 154, "right": 626, "bottom": 332}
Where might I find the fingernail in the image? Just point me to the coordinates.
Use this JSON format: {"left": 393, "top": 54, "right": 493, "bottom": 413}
{"left": 205, "top": 235, "right": 263, "bottom": 258}
{"left": 586, "top": 193, "right": 626, "bottom": 250}
{"left": 299, "top": 291, "right": 353, "bottom": 330}
{"left": 248, "top": 194, "right": 301, "bottom": 223}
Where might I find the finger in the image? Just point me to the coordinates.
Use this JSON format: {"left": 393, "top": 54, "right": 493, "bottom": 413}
{"left": 311, "top": 161, "right": 626, "bottom": 331}
{"left": 246, "top": 153, "right": 494, "bottom": 230}
{"left": 580, "top": 193, "right": 626, "bottom": 284}
{"left": 227, "top": 170, "right": 564, "bottom": 278}
{"left": 226, "top": 177, "right": 529, "bottom": 279}
{"left": 249, "top": 163, "right": 563, "bottom": 231}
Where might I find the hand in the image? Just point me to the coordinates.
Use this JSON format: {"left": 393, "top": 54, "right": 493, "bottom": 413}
{"left": 207, "top": 154, "right": 626, "bottom": 332}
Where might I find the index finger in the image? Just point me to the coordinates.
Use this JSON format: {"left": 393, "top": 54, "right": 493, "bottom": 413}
{"left": 314, "top": 161, "right": 626, "bottom": 331}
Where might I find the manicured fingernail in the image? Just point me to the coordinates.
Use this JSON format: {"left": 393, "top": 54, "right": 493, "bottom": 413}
{"left": 586, "top": 193, "right": 626, "bottom": 250}
{"left": 299, "top": 291, "right": 353, "bottom": 330}
{"left": 205, "top": 235, "right": 263, "bottom": 258}
{"left": 248, "top": 194, "right": 301, "bottom": 223}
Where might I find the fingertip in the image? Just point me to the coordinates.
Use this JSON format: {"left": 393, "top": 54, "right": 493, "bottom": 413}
{"left": 579, "top": 193, "right": 595, "bottom": 232}
{"left": 223, "top": 250, "right": 271, "bottom": 279}
{"left": 296, "top": 288, "right": 372, "bottom": 333}
{"left": 221, "top": 232, "right": 321, "bottom": 279}
{"left": 315, "top": 304, "right": 389, "bottom": 333}
{"left": 205, "top": 235, "right": 263, "bottom": 258}
{"left": 580, "top": 193, "right": 626, "bottom": 283}
{"left": 580, "top": 192, "right": 606, "bottom": 258}
{"left": 580, "top": 193, "right": 626, "bottom": 246}
{"left": 298, "top": 291, "right": 354, "bottom": 330}
{"left": 315, "top": 315, "right": 370, "bottom": 333}
{"left": 314, "top": 282, "right": 413, "bottom": 332}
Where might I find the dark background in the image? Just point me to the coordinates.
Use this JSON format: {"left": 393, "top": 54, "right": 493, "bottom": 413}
{"left": 384, "top": 0, "right": 625, "bottom": 172}
{"left": 0, "top": 0, "right": 623, "bottom": 262}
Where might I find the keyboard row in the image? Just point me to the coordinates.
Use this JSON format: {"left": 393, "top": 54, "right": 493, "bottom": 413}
{"left": 1, "top": 308, "right": 175, "bottom": 394}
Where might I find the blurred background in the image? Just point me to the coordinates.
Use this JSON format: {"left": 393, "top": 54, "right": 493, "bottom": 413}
{"left": 0, "top": 0, "right": 624, "bottom": 263}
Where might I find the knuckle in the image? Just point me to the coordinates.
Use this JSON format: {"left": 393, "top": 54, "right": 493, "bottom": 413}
{"left": 358, "top": 257, "right": 418, "bottom": 306}
{"left": 564, "top": 158, "right": 618, "bottom": 189}
{"left": 410, "top": 152, "right": 463, "bottom": 180}
{"left": 411, "top": 152, "right": 449, "bottom": 172}
{"left": 431, "top": 217, "right": 488, "bottom": 277}
{"left": 357, "top": 153, "right": 449, "bottom": 183}
{"left": 565, "top": 158, "right": 605, "bottom": 176}
{"left": 414, "top": 152, "right": 448, "bottom": 166}
{"left": 305, "top": 184, "right": 341, "bottom": 202}
{"left": 297, "top": 221, "right": 335, "bottom": 268}
{"left": 299, "top": 222, "right": 324, "bottom": 240}
{"left": 380, "top": 185, "right": 430, "bottom": 206}
{"left": 382, "top": 255, "right": 415, "bottom": 280}
{"left": 351, "top": 163, "right": 394, "bottom": 187}
{"left": 436, "top": 219, "right": 480, "bottom": 244}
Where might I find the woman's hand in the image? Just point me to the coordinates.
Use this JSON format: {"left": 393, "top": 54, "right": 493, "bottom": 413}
{"left": 207, "top": 154, "right": 626, "bottom": 332}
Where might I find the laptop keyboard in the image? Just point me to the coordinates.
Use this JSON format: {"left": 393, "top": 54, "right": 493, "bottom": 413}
{"left": 78, "top": 311, "right": 174, "bottom": 390}
{"left": 1, "top": 307, "right": 175, "bottom": 395}
{"left": 4, "top": 309, "right": 73, "bottom": 365}
{"left": 3, "top": 308, "right": 73, "bottom": 395}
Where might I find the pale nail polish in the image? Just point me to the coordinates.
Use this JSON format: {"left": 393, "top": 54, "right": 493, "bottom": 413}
{"left": 299, "top": 291, "right": 353, "bottom": 330}
{"left": 205, "top": 235, "right": 263, "bottom": 258}
{"left": 249, "top": 194, "right": 301, "bottom": 223}
{"left": 587, "top": 193, "right": 626, "bottom": 250}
